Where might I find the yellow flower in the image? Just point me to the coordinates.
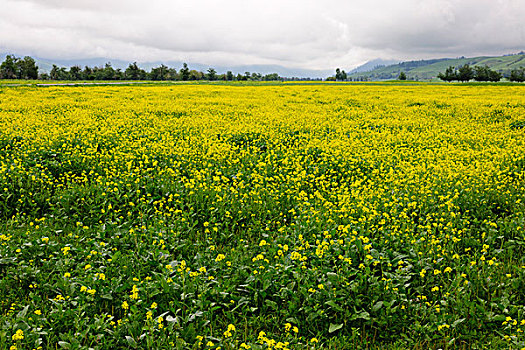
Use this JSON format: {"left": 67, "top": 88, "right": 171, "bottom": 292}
{"left": 12, "top": 329, "right": 24, "bottom": 341}
{"left": 122, "top": 301, "right": 129, "bottom": 310}
{"left": 311, "top": 337, "right": 319, "bottom": 343}
{"left": 34, "top": 310, "right": 42, "bottom": 315}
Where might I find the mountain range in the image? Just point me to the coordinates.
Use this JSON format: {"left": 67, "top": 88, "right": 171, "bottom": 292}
{"left": 348, "top": 53, "right": 525, "bottom": 81}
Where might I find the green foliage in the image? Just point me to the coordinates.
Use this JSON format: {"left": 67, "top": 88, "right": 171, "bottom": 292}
{"left": 509, "top": 67, "right": 525, "bottom": 82}
{"left": 1, "top": 84, "right": 525, "bottom": 349}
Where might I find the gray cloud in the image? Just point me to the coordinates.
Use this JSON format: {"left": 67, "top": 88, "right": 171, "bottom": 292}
{"left": 1, "top": 0, "right": 524, "bottom": 70}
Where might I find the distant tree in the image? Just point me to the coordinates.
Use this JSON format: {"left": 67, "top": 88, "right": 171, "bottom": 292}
{"left": 236, "top": 73, "right": 243, "bottom": 81}
{"left": 19, "top": 56, "right": 38, "bottom": 79}
{"left": 335, "top": 68, "right": 342, "bottom": 81}
{"left": 398, "top": 71, "right": 407, "bottom": 80}
{"left": 473, "top": 65, "right": 489, "bottom": 81}
{"left": 125, "top": 62, "right": 143, "bottom": 80}
{"left": 103, "top": 63, "right": 116, "bottom": 80}
{"left": 114, "top": 68, "right": 124, "bottom": 80}
{"left": 189, "top": 70, "right": 204, "bottom": 80}
{"left": 151, "top": 64, "right": 168, "bottom": 81}
{"left": 488, "top": 69, "right": 502, "bottom": 82}
{"left": 166, "top": 68, "right": 179, "bottom": 80}
{"left": 50, "top": 64, "right": 60, "bottom": 80}
{"left": 437, "top": 66, "right": 457, "bottom": 82}
{"left": 180, "top": 63, "right": 190, "bottom": 81}
{"left": 457, "top": 64, "right": 473, "bottom": 82}
{"left": 244, "top": 72, "right": 251, "bottom": 81}
{"left": 509, "top": 67, "right": 525, "bottom": 82}
{"left": 0, "top": 55, "right": 19, "bottom": 79}
{"left": 83, "top": 66, "right": 95, "bottom": 80}
{"left": 69, "top": 65, "right": 83, "bottom": 80}
{"left": 206, "top": 68, "right": 217, "bottom": 81}
{"left": 226, "top": 71, "right": 234, "bottom": 81}
{"left": 263, "top": 73, "right": 280, "bottom": 81}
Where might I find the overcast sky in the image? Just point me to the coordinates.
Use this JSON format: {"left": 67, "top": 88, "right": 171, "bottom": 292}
{"left": 1, "top": 0, "right": 524, "bottom": 70}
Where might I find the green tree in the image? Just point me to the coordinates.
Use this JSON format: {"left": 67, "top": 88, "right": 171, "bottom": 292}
{"left": 509, "top": 67, "right": 524, "bottom": 82}
{"left": 488, "top": 69, "right": 502, "bottom": 82}
{"left": 180, "top": 63, "right": 190, "bottom": 81}
{"left": 20, "top": 56, "right": 38, "bottom": 79}
{"left": 151, "top": 64, "right": 168, "bottom": 81}
{"left": 189, "top": 70, "right": 204, "bottom": 80}
{"left": 125, "top": 62, "right": 143, "bottom": 80}
{"left": 206, "top": 68, "right": 217, "bottom": 81}
{"left": 69, "top": 66, "right": 83, "bottom": 80}
{"left": 437, "top": 66, "right": 457, "bottom": 82}
{"left": 226, "top": 71, "right": 234, "bottom": 81}
{"left": 335, "top": 68, "right": 342, "bottom": 81}
{"left": 457, "top": 64, "right": 473, "bottom": 82}
{"left": 0, "top": 55, "right": 19, "bottom": 79}
{"left": 103, "top": 63, "right": 116, "bottom": 80}
{"left": 398, "top": 72, "right": 407, "bottom": 80}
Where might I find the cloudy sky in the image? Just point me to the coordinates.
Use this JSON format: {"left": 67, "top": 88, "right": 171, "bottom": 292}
{"left": 1, "top": 0, "right": 524, "bottom": 70}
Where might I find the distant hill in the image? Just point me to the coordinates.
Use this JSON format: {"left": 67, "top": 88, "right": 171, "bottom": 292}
{"left": 349, "top": 53, "right": 525, "bottom": 81}
{"left": 349, "top": 58, "right": 401, "bottom": 74}
{"left": 0, "top": 53, "right": 332, "bottom": 79}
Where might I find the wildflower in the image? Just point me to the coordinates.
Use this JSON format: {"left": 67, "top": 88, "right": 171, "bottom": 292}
{"left": 122, "top": 301, "right": 129, "bottom": 310}
{"left": 12, "top": 329, "right": 24, "bottom": 341}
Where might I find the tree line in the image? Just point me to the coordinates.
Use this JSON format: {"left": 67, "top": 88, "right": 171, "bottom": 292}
{"left": 0, "top": 55, "right": 285, "bottom": 81}
{"left": 437, "top": 64, "right": 525, "bottom": 82}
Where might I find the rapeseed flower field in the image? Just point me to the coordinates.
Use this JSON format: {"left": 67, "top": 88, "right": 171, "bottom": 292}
{"left": 0, "top": 83, "right": 524, "bottom": 349}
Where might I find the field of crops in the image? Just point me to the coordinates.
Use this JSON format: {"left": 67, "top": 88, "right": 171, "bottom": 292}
{"left": 1, "top": 83, "right": 524, "bottom": 349}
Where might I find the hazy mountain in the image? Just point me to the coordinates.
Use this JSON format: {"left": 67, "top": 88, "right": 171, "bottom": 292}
{"left": 349, "top": 59, "right": 401, "bottom": 74}
{"left": 0, "top": 53, "right": 332, "bottom": 79}
{"left": 349, "top": 53, "right": 525, "bottom": 81}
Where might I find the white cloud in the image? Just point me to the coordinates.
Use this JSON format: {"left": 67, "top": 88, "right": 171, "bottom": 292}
{"left": 0, "top": 0, "right": 524, "bottom": 70}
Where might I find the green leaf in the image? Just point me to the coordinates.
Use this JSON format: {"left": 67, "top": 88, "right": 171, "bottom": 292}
{"left": 58, "top": 341, "right": 71, "bottom": 349}
{"left": 452, "top": 318, "right": 466, "bottom": 327}
{"left": 125, "top": 336, "right": 137, "bottom": 348}
{"left": 329, "top": 323, "right": 343, "bottom": 333}
{"left": 17, "top": 305, "right": 29, "bottom": 318}
{"left": 325, "top": 300, "right": 344, "bottom": 312}
{"left": 372, "top": 301, "right": 383, "bottom": 312}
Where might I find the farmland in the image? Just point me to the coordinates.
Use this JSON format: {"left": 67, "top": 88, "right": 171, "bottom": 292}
{"left": 1, "top": 83, "right": 525, "bottom": 349}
